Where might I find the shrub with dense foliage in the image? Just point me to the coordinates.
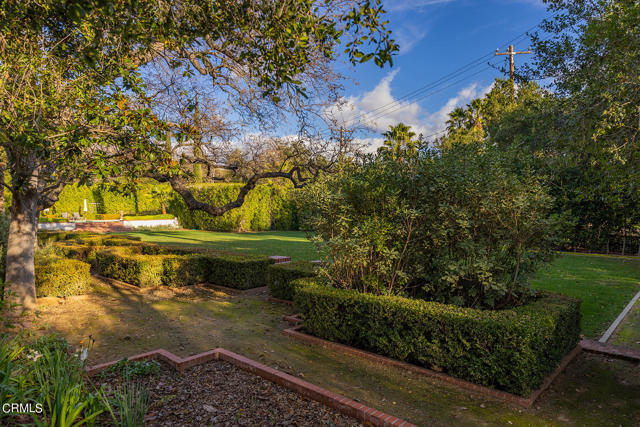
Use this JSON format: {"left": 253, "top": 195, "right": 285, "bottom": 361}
{"left": 298, "top": 143, "right": 561, "bottom": 309}
{"left": 169, "top": 182, "right": 298, "bottom": 231}
{"left": 35, "top": 253, "right": 91, "bottom": 297}
{"left": 50, "top": 182, "right": 172, "bottom": 216}
{"left": 95, "top": 245, "right": 273, "bottom": 289}
{"left": 267, "top": 261, "right": 316, "bottom": 300}
{"left": 293, "top": 277, "right": 581, "bottom": 396}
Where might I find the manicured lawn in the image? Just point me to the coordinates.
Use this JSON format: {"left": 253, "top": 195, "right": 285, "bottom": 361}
{"left": 122, "top": 230, "right": 320, "bottom": 261}
{"left": 531, "top": 253, "right": 640, "bottom": 338}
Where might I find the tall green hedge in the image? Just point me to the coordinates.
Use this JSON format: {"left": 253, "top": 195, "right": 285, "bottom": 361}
{"left": 169, "top": 182, "right": 298, "bottom": 231}
{"left": 49, "top": 183, "right": 172, "bottom": 215}
{"left": 47, "top": 182, "right": 299, "bottom": 231}
{"left": 293, "top": 278, "right": 581, "bottom": 396}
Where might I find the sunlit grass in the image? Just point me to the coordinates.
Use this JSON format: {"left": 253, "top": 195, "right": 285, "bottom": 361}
{"left": 122, "top": 230, "right": 319, "bottom": 261}
{"left": 531, "top": 253, "right": 640, "bottom": 338}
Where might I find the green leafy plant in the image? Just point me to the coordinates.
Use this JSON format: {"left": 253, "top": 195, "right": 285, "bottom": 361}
{"left": 100, "top": 359, "right": 160, "bottom": 381}
{"left": 100, "top": 382, "right": 150, "bottom": 427}
{"left": 299, "top": 140, "right": 561, "bottom": 309}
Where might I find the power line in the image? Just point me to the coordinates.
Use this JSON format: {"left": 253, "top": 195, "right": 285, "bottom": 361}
{"left": 333, "top": 21, "right": 544, "bottom": 129}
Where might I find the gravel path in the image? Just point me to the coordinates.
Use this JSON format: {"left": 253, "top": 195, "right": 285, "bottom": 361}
{"left": 102, "top": 360, "right": 363, "bottom": 426}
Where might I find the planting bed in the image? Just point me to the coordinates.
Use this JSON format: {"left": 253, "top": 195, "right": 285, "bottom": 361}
{"left": 97, "top": 360, "right": 361, "bottom": 426}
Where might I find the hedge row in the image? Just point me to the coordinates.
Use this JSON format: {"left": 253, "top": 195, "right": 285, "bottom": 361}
{"left": 44, "top": 181, "right": 299, "bottom": 231}
{"left": 266, "top": 261, "right": 316, "bottom": 300}
{"left": 35, "top": 255, "right": 91, "bottom": 297}
{"left": 95, "top": 246, "right": 273, "bottom": 289}
{"left": 292, "top": 278, "right": 581, "bottom": 396}
{"left": 169, "top": 182, "right": 299, "bottom": 231}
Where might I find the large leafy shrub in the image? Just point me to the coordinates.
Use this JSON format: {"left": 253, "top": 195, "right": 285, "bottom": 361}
{"left": 299, "top": 144, "right": 561, "bottom": 309}
{"left": 293, "top": 277, "right": 581, "bottom": 396}
{"left": 35, "top": 253, "right": 91, "bottom": 297}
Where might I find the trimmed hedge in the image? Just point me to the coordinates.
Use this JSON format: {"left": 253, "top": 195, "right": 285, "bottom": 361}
{"left": 95, "top": 247, "right": 166, "bottom": 288}
{"left": 51, "top": 182, "right": 171, "bottom": 215}
{"left": 35, "top": 255, "right": 92, "bottom": 297}
{"left": 267, "top": 261, "right": 316, "bottom": 300}
{"left": 293, "top": 278, "right": 581, "bottom": 396}
{"left": 95, "top": 246, "right": 273, "bottom": 289}
{"left": 38, "top": 231, "right": 95, "bottom": 246}
{"left": 169, "top": 182, "right": 299, "bottom": 231}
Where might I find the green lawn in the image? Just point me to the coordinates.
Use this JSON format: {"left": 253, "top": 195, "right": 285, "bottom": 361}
{"left": 531, "top": 253, "right": 640, "bottom": 338}
{"left": 122, "top": 230, "right": 640, "bottom": 338}
{"left": 123, "top": 230, "right": 320, "bottom": 261}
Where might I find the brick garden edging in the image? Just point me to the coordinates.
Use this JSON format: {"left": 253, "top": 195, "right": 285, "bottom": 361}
{"left": 86, "top": 348, "right": 415, "bottom": 427}
{"left": 580, "top": 339, "right": 640, "bottom": 362}
{"left": 283, "top": 325, "right": 583, "bottom": 408}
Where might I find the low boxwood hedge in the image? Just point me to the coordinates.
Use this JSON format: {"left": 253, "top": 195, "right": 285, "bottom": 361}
{"left": 35, "top": 255, "right": 92, "bottom": 297}
{"left": 267, "top": 261, "right": 316, "bottom": 300}
{"left": 292, "top": 278, "right": 581, "bottom": 396}
{"left": 95, "top": 247, "right": 167, "bottom": 288}
{"left": 95, "top": 246, "right": 273, "bottom": 289}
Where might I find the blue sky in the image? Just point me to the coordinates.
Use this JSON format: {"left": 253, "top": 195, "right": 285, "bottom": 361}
{"left": 332, "top": 0, "right": 550, "bottom": 144}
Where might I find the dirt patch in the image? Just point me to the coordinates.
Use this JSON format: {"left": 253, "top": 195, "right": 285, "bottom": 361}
{"left": 98, "top": 360, "right": 361, "bottom": 426}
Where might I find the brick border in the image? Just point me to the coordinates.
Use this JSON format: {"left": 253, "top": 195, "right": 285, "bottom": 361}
{"left": 283, "top": 314, "right": 303, "bottom": 325}
{"left": 86, "top": 348, "right": 415, "bottom": 427}
{"left": 580, "top": 339, "right": 640, "bottom": 362}
{"left": 283, "top": 325, "right": 583, "bottom": 408}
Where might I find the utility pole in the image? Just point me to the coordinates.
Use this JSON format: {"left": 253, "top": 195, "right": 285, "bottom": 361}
{"left": 495, "top": 45, "right": 531, "bottom": 97}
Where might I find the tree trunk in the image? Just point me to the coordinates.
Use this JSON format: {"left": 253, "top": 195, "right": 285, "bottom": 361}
{"left": 5, "top": 191, "right": 39, "bottom": 311}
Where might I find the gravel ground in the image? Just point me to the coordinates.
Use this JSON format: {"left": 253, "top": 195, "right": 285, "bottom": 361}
{"left": 100, "top": 360, "right": 363, "bottom": 426}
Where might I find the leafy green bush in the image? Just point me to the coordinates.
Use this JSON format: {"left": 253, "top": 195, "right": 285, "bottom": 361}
{"left": 38, "top": 231, "right": 95, "bottom": 246}
{"left": 95, "top": 247, "right": 165, "bottom": 288}
{"left": 35, "top": 254, "right": 92, "bottom": 297}
{"left": 70, "top": 234, "right": 142, "bottom": 247}
{"left": 169, "top": 182, "right": 298, "bottom": 231}
{"left": 267, "top": 261, "right": 316, "bottom": 300}
{"left": 161, "top": 255, "right": 208, "bottom": 288}
{"left": 86, "top": 213, "right": 121, "bottom": 220}
{"left": 100, "top": 359, "right": 161, "bottom": 380}
{"left": 293, "top": 277, "right": 581, "bottom": 396}
{"left": 122, "top": 214, "right": 175, "bottom": 220}
{"left": 299, "top": 143, "right": 561, "bottom": 309}
{"left": 95, "top": 246, "right": 273, "bottom": 289}
{"left": 51, "top": 182, "right": 173, "bottom": 215}
{"left": 199, "top": 253, "right": 273, "bottom": 289}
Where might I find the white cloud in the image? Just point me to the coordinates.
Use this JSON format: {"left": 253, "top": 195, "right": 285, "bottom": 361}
{"left": 329, "top": 71, "right": 492, "bottom": 151}
{"left": 394, "top": 24, "right": 428, "bottom": 55}
{"left": 385, "top": 0, "right": 455, "bottom": 12}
